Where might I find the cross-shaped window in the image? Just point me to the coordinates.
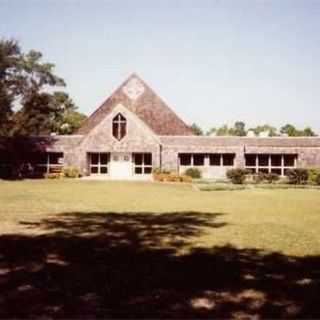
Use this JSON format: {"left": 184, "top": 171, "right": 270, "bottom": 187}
{"left": 112, "top": 113, "right": 126, "bottom": 141}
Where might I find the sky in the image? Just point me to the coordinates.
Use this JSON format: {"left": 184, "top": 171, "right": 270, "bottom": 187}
{"left": 1, "top": 0, "right": 320, "bottom": 133}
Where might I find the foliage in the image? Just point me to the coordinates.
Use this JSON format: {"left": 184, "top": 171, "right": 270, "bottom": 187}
{"left": 44, "top": 172, "right": 64, "bottom": 179}
{"left": 307, "top": 168, "right": 320, "bottom": 184}
{"left": 0, "top": 38, "right": 81, "bottom": 136}
{"left": 184, "top": 168, "right": 202, "bottom": 179}
{"left": 190, "top": 123, "right": 203, "bottom": 136}
{"left": 253, "top": 172, "right": 280, "bottom": 184}
{"left": 249, "top": 124, "right": 278, "bottom": 137}
{"left": 316, "top": 173, "right": 320, "bottom": 186}
{"left": 280, "top": 124, "right": 317, "bottom": 137}
{"left": 152, "top": 168, "right": 192, "bottom": 183}
{"left": 233, "top": 121, "right": 246, "bottom": 136}
{"left": 62, "top": 166, "right": 81, "bottom": 178}
{"left": 286, "top": 168, "right": 309, "bottom": 185}
{"left": 208, "top": 122, "right": 317, "bottom": 137}
{"left": 210, "top": 121, "right": 247, "bottom": 136}
{"left": 226, "top": 168, "right": 248, "bottom": 184}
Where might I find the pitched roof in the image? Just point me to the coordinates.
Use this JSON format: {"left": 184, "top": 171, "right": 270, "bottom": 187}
{"left": 76, "top": 73, "right": 193, "bottom": 136}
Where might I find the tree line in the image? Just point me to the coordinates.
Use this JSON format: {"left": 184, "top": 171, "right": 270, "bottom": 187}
{"left": 0, "top": 38, "right": 86, "bottom": 136}
{"left": 191, "top": 122, "right": 317, "bottom": 137}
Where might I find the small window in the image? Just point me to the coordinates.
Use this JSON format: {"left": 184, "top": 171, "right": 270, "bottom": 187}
{"left": 91, "top": 153, "right": 99, "bottom": 165}
{"left": 49, "top": 153, "right": 63, "bottom": 165}
{"left": 222, "top": 154, "right": 235, "bottom": 166}
{"left": 101, "top": 153, "right": 109, "bottom": 165}
{"left": 112, "top": 113, "right": 126, "bottom": 141}
{"left": 284, "top": 155, "right": 296, "bottom": 167}
{"left": 209, "top": 154, "right": 221, "bottom": 166}
{"left": 271, "top": 168, "right": 282, "bottom": 175}
{"left": 193, "top": 154, "right": 205, "bottom": 166}
{"left": 271, "top": 155, "right": 282, "bottom": 167}
{"left": 245, "top": 154, "right": 256, "bottom": 167}
{"left": 133, "top": 153, "right": 152, "bottom": 175}
{"left": 180, "top": 154, "right": 192, "bottom": 166}
{"left": 258, "top": 155, "right": 269, "bottom": 167}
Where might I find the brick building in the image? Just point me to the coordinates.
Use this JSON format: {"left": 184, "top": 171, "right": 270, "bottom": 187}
{"left": 1, "top": 74, "right": 320, "bottom": 179}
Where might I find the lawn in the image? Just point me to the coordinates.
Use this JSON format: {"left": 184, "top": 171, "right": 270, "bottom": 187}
{"left": 1, "top": 180, "right": 320, "bottom": 318}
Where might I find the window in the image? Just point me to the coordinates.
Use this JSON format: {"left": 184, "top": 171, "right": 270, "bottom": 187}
{"left": 245, "top": 154, "right": 297, "bottom": 176}
{"left": 180, "top": 154, "right": 192, "bottom": 166}
{"left": 245, "top": 154, "right": 256, "bottom": 167}
{"left": 209, "top": 154, "right": 221, "bottom": 166}
{"left": 133, "top": 153, "right": 152, "bottom": 174}
{"left": 193, "top": 154, "right": 205, "bottom": 166}
{"left": 112, "top": 113, "right": 126, "bottom": 141}
{"left": 284, "top": 155, "right": 296, "bottom": 167}
{"left": 33, "top": 152, "right": 64, "bottom": 174}
{"left": 271, "top": 155, "right": 282, "bottom": 167}
{"left": 258, "top": 155, "right": 269, "bottom": 166}
{"left": 89, "top": 153, "right": 109, "bottom": 174}
{"left": 222, "top": 154, "right": 235, "bottom": 166}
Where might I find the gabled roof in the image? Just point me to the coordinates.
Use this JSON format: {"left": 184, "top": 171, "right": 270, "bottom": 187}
{"left": 77, "top": 73, "right": 193, "bottom": 136}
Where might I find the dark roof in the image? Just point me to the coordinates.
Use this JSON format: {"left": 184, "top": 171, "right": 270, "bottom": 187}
{"left": 160, "top": 136, "right": 320, "bottom": 148}
{"left": 0, "top": 135, "right": 83, "bottom": 153}
{"left": 77, "top": 73, "right": 193, "bottom": 136}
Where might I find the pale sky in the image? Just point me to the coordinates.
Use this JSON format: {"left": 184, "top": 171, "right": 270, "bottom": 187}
{"left": 1, "top": 0, "right": 319, "bottom": 133}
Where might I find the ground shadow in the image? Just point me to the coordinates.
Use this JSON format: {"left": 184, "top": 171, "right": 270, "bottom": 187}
{"left": 0, "top": 211, "right": 319, "bottom": 318}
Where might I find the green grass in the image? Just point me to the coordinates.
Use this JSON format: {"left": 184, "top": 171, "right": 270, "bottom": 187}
{"left": 1, "top": 179, "right": 320, "bottom": 318}
{"left": 1, "top": 179, "right": 320, "bottom": 257}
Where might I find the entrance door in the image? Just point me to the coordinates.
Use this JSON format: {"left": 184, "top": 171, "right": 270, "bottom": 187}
{"left": 109, "top": 153, "right": 132, "bottom": 179}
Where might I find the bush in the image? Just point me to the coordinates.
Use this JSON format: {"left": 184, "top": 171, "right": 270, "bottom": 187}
{"left": 184, "top": 168, "right": 201, "bottom": 179}
{"left": 226, "top": 168, "right": 248, "bottom": 184}
{"left": 308, "top": 168, "right": 320, "bottom": 184}
{"left": 152, "top": 168, "right": 192, "bottom": 183}
{"left": 44, "top": 172, "right": 64, "bottom": 179}
{"left": 286, "top": 168, "right": 309, "bottom": 185}
{"left": 263, "top": 173, "right": 280, "bottom": 184}
{"left": 63, "top": 166, "right": 80, "bottom": 178}
{"left": 315, "top": 173, "right": 320, "bottom": 186}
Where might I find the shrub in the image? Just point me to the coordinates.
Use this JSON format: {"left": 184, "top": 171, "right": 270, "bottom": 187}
{"left": 226, "top": 168, "right": 248, "bottom": 184}
{"left": 308, "top": 168, "right": 320, "bottom": 184}
{"left": 63, "top": 166, "right": 80, "bottom": 178}
{"left": 264, "top": 173, "right": 280, "bottom": 184}
{"left": 184, "top": 168, "right": 201, "bottom": 179}
{"left": 315, "top": 173, "right": 320, "bottom": 186}
{"left": 250, "top": 173, "right": 264, "bottom": 184}
{"left": 180, "top": 175, "right": 192, "bottom": 183}
{"left": 286, "top": 168, "right": 309, "bottom": 185}
{"left": 152, "top": 168, "right": 192, "bottom": 183}
{"left": 44, "top": 172, "right": 64, "bottom": 179}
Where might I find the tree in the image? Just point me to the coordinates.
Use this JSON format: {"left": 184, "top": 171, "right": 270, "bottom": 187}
{"left": 216, "top": 124, "right": 231, "bottom": 136}
{"left": 280, "top": 124, "right": 299, "bottom": 137}
{"left": 57, "top": 110, "right": 87, "bottom": 134}
{"left": 0, "top": 38, "right": 80, "bottom": 136}
{"left": 233, "top": 121, "right": 246, "bottom": 136}
{"left": 302, "top": 127, "right": 316, "bottom": 137}
{"left": 280, "top": 124, "right": 317, "bottom": 137}
{"left": 191, "top": 123, "right": 203, "bottom": 136}
{"left": 213, "top": 122, "right": 247, "bottom": 136}
{"left": 250, "top": 124, "right": 278, "bottom": 137}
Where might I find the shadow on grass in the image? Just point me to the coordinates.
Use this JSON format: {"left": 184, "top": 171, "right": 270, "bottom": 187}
{"left": 0, "top": 211, "right": 319, "bottom": 318}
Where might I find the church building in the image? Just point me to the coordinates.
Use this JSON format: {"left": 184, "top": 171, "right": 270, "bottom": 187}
{"left": 1, "top": 74, "right": 320, "bottom": 179}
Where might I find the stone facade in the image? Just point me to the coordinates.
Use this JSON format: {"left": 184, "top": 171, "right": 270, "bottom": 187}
{"left": 1, "top": 74, "right": 320, "bottom": 179}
